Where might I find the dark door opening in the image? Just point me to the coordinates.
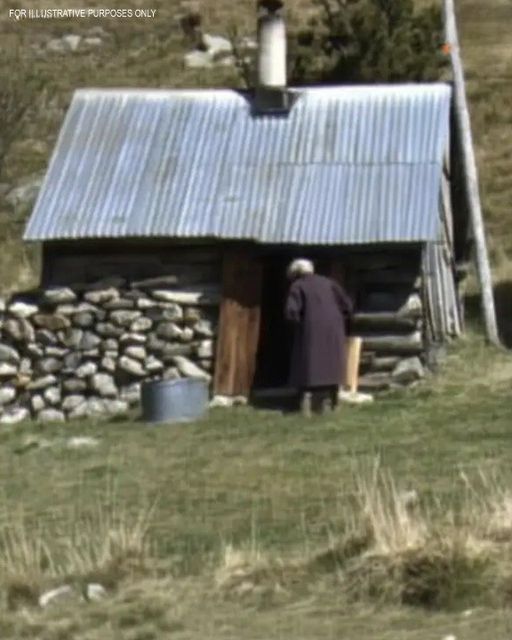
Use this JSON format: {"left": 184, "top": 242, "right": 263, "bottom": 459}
{"left": 253, "top": 257, "right": 292, "bottom": 390}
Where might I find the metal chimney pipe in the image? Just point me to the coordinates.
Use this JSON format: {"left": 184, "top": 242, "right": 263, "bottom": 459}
{"left": 257, "top": 11, "right": 287, "bottom": 88}
{"left": 255, "top": 1, "right": 290, "bottom": 114}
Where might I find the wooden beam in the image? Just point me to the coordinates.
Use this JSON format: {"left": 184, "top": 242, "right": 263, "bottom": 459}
{"left": 444, "top": 0, "right": 500, "bottom": 346}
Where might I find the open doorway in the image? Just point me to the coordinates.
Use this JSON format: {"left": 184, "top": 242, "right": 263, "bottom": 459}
{"left": 253, "top": 256, "right": 292, "bottom": 391}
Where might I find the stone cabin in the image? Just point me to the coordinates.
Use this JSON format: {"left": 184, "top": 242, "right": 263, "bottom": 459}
{"left": 15, "top": 8, "right": 473, "bottom": 417}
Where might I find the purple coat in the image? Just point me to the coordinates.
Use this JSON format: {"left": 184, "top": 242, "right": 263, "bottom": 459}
{"left": 285, "top": 273, "right": 353, "bottom": 389}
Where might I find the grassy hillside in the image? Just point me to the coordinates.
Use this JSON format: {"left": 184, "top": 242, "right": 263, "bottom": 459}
{"left": 1, "top": 333, "right": 512, "bottom": 638}
{"left": 0, "top": 0, "right": 510, "bottom": 295}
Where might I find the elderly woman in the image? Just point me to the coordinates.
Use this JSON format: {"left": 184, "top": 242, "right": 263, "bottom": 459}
{"left": 285, "top": 259, "right": 353, "bottom": 415}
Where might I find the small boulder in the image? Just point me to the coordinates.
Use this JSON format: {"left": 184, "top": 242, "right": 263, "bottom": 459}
{"left": 38, "top": 408, "right": 66, "bottom": 423}
{"left": 193, "top": 319, "right": 215, "bottom": 338}
{"left": 27, "top": 375, "right": 57, "bottom": 391}
{"left": 85, "top": 583, "right": 107, "bottom": 601}
{"left": 58, "top": 328, "right": 84, "bottom": 349}
{"left": 0, "top": 363, "right": 18, "bottom": 377}
{"left": 96, "top": 323, "right": 123, "bottom": 338}
{"left": 44, "top": 386, "right": 61, "bottom": 406}
{"left": 101, "top": 356, "right": 116, "bottom": 373}
{"left": 37, "top": 358, "right": 62, "bottom": 375}
{"left": 125, "top": 346, "right": 146, "bottom": 361}
{"left": 76, "top": 362, "right": 98, "bottom": 378}
{"left": 0, "top": 407, "right": 29, "bottom": 424}
{"left": 119, "top": 356, "right": 146, "bottom": 377}
{"left": 33, "top": 314, "right": 70, "bottom": 331}
{"left": 41, "top": 287, "right": 76, "bottom": 305}
{"left": 62, "top": 378, "right": 87, "bottom": 393}
{"left": 120, "top": 382, "right": 141, "bottom": 405}
{"left": 62, "top": 395, "right": 85, "bottom": 412}
{"left": 184, "top": 50, "right": 213, "bottom": 68}
{"left": 84, "top": 288, "right": 119, "bottom": 305}
{"left": 130, "top": 317, "right": 153, "bottom": 333}
{"left": 4, "top": 318, "right": 35, "bottom": 342}
{"left": 78, "top": 331, "right": 102, "bottom": 351}
{"left": 0, "top": 344, "right": 20, "bottom": 363}
{"left": 110, "top": 310, "right": 142, "bottom": 327}
{"left": 392, "top": 357, "right": 425, "bottom": 385}
{"left": 31, "top": 395, "right": 46, "bottom": 413}
{"left": 62, "top": 34, "right": 82, "bottom": 51}
{"left": 156, "top": 322, "right": 183, "bottom": 340}
{"left": 0, "top": 386, "right": 17, "bottom": 405}
{"left": 173, "top": 356, "right": 210, "bottom": 381}
{"left": 91, "top": 373, "right": 118, "bottom": 398}
{"left": 9, "top": 301, "right": 38, "bottom": 318}
{"left": 73, "top": 312, "right": 95, "bottom": 328}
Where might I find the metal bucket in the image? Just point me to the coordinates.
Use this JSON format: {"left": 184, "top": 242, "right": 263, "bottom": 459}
{"left": 141, "top": 378, "right": 209, "bottom": 424}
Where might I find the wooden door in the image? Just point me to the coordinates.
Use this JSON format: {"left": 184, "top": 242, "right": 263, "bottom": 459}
{"left": 213, "top": 251, "right": 263, "bottom": 397}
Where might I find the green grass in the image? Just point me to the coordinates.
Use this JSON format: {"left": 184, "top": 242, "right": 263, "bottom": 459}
{"left": 0, "top": 332, "right": 512, "bottom": 637}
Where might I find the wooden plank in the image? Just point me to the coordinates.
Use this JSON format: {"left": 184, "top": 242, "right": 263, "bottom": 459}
{"left": 345, "top": 336, "right": 362, "bottom": 393}
{"left": 443, "top": 0, "right": 499, "bottom": 346}
{"left": 352, "top": 312, "right": 419, "bottom": 332}
{"left": 213, "top": 252, "right": 262, "bottom": 397}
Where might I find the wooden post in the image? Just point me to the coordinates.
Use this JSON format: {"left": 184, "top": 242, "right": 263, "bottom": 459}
{"left": 345, "top": 336, "right": 362, "bottom": 393}
{"left": 443, "top": 0, "right": 500, "bottom": 346}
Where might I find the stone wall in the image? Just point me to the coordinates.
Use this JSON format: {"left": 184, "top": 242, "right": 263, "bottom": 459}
{"left": 0, "top": 276, "right": 220, "bottom": 423}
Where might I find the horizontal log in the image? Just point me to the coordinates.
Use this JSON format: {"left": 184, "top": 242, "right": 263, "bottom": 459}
{"left": 365, "top": 356, "right": 401, "bottom": 372}
{"left": 353, "top": 312, "right": 420, "bottom": 332}
{"left": 360, "top": 331, "right": 423, "bottom": 355}
{"left": 357, "top": 373, "right": 392, "bottom": 392}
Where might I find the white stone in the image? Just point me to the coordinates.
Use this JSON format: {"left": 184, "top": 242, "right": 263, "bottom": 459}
{"left": 0, "top": 297, "right": 5, "bottom": 312}
{"left": 180, "top": 327, "right": 194, "bottom": 342}
{"left": 156, "top": 322, "right": 183, "bottom": 340}
{"left": 63, "top": 378, "right": 87, "bottom": 393}
{"left": 26, "top": 343, "right": 44, "bottom": 358}
{"left": 84, "top": 288, "right": 119, "bottom": 305}
{"left": 86, "top": 583, "right": 107, "bottom": 601}
{"left": 20, "top": 358, "right": 32, "bottom": 375}
{"left": 120, "top": 382, "right": 141, "bottom": 405}
{"left": 91, "top": 373, "right": 118, "bottom": 398}
{"left": 202, "top": 33, "right": 233, "bottom": 55}
{"left": 153, "top": 290, "right": 203, "bottom": 305}
{"left": 28, "top": 375, "right": 57, "bottom": 390}
{"left": 73, "top": 312, "right": 95, "bottom": 328}
{"left": 131, "top": 317, "right": 153, "bottom": 332}
{"left": 125, "top": 346, "right": 146, "bottom": 361}
{"left": 0, "top": 407, "right": 29, "bottom": 424}
{"left": 145, "top": 356, "right": 164, "bottom": 373}
{"left": 0, "top": 386, "right": 16, "bottom": 405}
{"left": 79, "top": 331, "right": 101, "bottom": 351}
{"left": 0, "top": 344, "right": 20, "bottom": 363}
{"left": 392, "top": 357, "right": 425, "bottom": 384}
{"left": 42, "top": 287, "right": 77, "bottom": 305}
{"left": 193, "top": 319, "right": 215, "bottom": 338}
{"left": 45, "top": 346, "right": 68, "bottom": 358}
{"left": 184, "top": 49, "right": 213, "bottom": 68}
{"left": 4, "top": 318, "right": 35, "bottom": 342}
{"left": 67, "top": 436, "right": 100, "bottom": 449}
{"left": 102, "top": 399, "right": 129, "bottom": 415}
{"left": 37, "top": 358, "right": 62, "bottom": 374}
{"left": 39, "top": 585, "right": 75, "bottom": 608}
{"left": 31, "top": 394, "right": 46, "bottom": 413}
{"left": 76, "top": 362, "right": 98, "bottom": 378}
{"left": 0, "top": 363, "right": 17, "bottom": 377}
{"left": 8, "top": 301, "right": 38, "bottom": 318}
{"left": 120, "top": 333, "right": 146, "bottom": 345}
{"left": 62, "top": 34, "right": 82, "bottom": 51}
{"left": 38, "top": 408, "right": 65, "bottom": 423}
{"left": 173, "top": 356, "right": 211, "bottom": 381}
{"left": 119, "top": 356, "right": 146, "bottom": 377}
{"left": 136, "top": 297, "right": 158, "bottom": 310}
{"left": 59, "top": 328, "right": 84, "bottom": 349}
{"left": 110, "top": 310, "right": 142, "bottom": 327}
{"left": 62, "top": 395, "right": 85, "bottom": 412}
{"left": 101, "top": 356, "right": 116, "bottom": 373}
{"left": 240, "top": 36, "right": 258, "bottom": 50}
{"left": 196, "top": 340, "right": 213, "bottom": 358}
{"left": 44, "top": 386, "right": 62, "bottom": 406}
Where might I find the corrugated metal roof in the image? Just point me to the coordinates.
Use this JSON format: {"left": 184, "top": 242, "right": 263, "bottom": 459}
{"left": 24, "top": 84, "right": 452, "bottom": 244}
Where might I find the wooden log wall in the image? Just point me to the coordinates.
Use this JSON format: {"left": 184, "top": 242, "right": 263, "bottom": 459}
{"left": 345, "top": 249, "right": 426, "bottom": 393}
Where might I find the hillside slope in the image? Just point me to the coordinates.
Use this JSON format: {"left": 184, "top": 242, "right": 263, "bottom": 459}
{"left": 0, "top": 0, "right": 510, "bottom": 295}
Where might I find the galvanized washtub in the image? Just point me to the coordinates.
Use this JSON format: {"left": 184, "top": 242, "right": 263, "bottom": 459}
{"left": 141, "top": 378, "right": 209, "bottom": 424}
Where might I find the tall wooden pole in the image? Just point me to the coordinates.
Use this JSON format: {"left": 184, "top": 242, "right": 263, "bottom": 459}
{"left": 443, "top": 0, "right": 500, "bottom": 346}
